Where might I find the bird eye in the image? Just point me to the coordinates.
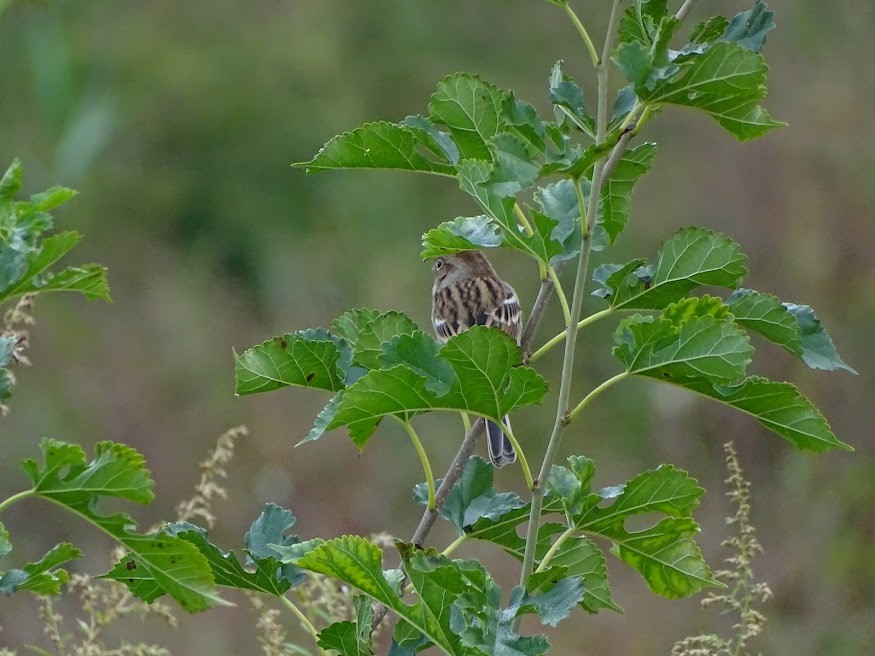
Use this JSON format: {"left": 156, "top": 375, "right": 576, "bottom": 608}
{"left": 434, "top": 258, "right": 444, "bottom": 270}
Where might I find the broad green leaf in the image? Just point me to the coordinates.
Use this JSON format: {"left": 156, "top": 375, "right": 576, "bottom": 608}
{"left": 574, "top": 467, "right": 716, "bottom": 598}
{"left": 164, "top": 523, "right": 294, "bottom": 596}
{"left": 727, "top": 288, "right": 802, "bottom": 356}
{"left": 22, "top": 263, "right": 109, "bottom": 301}
{"left": 593, "top": 227, "right": 748, "bottom": 310}
{"left": 676, "top": 376, "right": 853, "bottom": 452}
{"left": 547, "top": 455, "right": 598, "bottom": 519}
{"left": 293, "top": 121, "right": 455, "bottom": 176}
{"left": 0, "top": 162, "right": 104, "bottom": 308}
{"left": 244, "top": 503, "right": 306, "bottom": 587}
{"left": 534, "top": 178, "right": 583, "bottom": 262}
{"left": 420, "top": 216, "right": 502, "bottom": 259}
{"left": 1, "top": 231, "right": 80, "bottom": 300}
{"left": 608, "top": 518, "right": 715, "bottom": 598}
{"left": 784, "top": 303, "right": 857, "bottom": 374}
{"left": 615, "top": 36, "right": 785, "bottom": 141}
{"left": 319, "top": 595, "right": 376, "bottom": 656}
{"left": 401, "top": 115, "right": 461, "bottom": 166}
{"left": 413, "top": 456, "right": 525, "bottom": 535}
{"left": 20, "top": 439, "right": 222, "bottom": 611}
{"left": 613, "top": 312, "right": 753, "bottom": 382}
{"left": 581, "top": 465, "right": 704, "bottom": 534}
{"left": 102, "top": 533, "right": 226, "bottom": 611}
{"left": 428, "top": 73, "right": 506, "bottom": 161}
{"left": 600, "top": 143, "right": 657, "bottom": 245}
{"left": 617, "top": 0, "right": 668, "bottom": 48}
{"left": 23, "top": 439, "right": 155, "bottom": 504}
{"left": 677, "top": 17, "right": 730, "bottom": 58}
{"left": 548, "top": 60, "right": 595, "bottom": 137}
{"left": 483, "top": 132, "right": 540, "bottom": 197}
{"left": 327, "top": 327, "right": 547, "bottom": 447}
{"left": 400, "top": 546, "right": 561, "bottom": 656}
{"left": 234, "top": 329, "right": 352, "bottom": 395}
{"left": 348, "top": 311, "right": 421, "bottom": 371}
{"left": 379, "top": 331, "right": 456, "bottom": 396}
{"left": 721, "top": 1, "right": 775, "bottom": 52}
{"left": 332, "top": 308, "right": 382, "bottom": 347}
{"left": 501, "top": 92, "right": 548, "bottom": 157}
{"left": 540, "top": 537, "right": 620, "bottom": 613}
{"left": 0, "top": 543, "right": 81, "bottom": 596}
{"left": 289, "top": 537, "right": 472, "bottom": 655}
{"left": 504, "top": 578, "right": 584, "bottom": 628}
{"left": 456, "top": 160, "right": 529, "bottom": 254}
{"left": 0, "top": 159, "right": 23, "bottom": 198}
{"left": 29, "top": 186, "right": 77, "bottom": 212}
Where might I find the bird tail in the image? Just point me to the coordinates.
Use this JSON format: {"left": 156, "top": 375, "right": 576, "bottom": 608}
{"left": 486, "top": 416, "right": 517, "bottom": 468}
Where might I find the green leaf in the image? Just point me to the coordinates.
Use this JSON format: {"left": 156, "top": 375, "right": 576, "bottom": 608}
{"left": 234, "top": 329, "right": 352, "bottom": 395}
{"left": 617, "top": 0, "right": 668, "bottom": 47}
{"left": 593, "top": 227, "right": 748, "bottom": 310}
{"left": 539, "top": 537, "right": 620, "bottom": 613}
{"left": 351, "top": 311, "right": 422, "bottom": 371}
{"left": 599, "top": 143, "right": 657, "bottom": 245}
{"left": 327, "top": 327, "right": 548, "bottom": 447}
{"left": 505, "top": 578, "right": 584, "bottom": 628}
{"left": 0, "top": 161, "right": 107, "bottom": 308}
{"left": 676, "top": 377, "right": 853, "bottom": 452}
{"left": 608, "top": 518, "right": 716, "bottom": 598}
{"left": 615, "top": 35, "right": 785, "bottom": 141}
{"left": 413, "top": 456, "right": 526, "bottom": 535}
{"left": 20, "top": 439, "right": 223, "bottom": 611}
{"left": 379, "top": 331, "right": 456, "bottom": 396}
{"left": 23, "top": 439, "right": 155, "bottom": 504}
{"left": 401, "top": 115, "right": 461, "bottom": 166}
{"left": 293, "top": 121, "right": 455, "bottom": 176}
{"left": 319, "top": 596, "right": 376, "bottom": 656}
{"left": 0, "top": 159, "right": 23, "bottom": 199}
{"left": 244, "top": 503, "right": 306, "bottom": 586}
{"left": 0, "top": 543, "right": 81, "bottom": 596}
{"left": 456, "top": 160, "right": 526, "bottom": 251}
{"left": 420, "top": 216, "right": 502, "bottom": 259}
{"left": 1, "top": 232, "right": 79, "bottom": 300}
{"left": 548, "top": 60, "right": 595, "bottom": 137}
{"left": 483, "top": 132, "right": 540, "bottom": 197}
{"left": 784, "top": 303, "right": 857, "bottom": 374}
{"left": 534, "top": 179, "right": 583, "bottom": 262}
{"left": 164, "top": 523, "right": 294, "bottom": 596}
{"left": 287, "top": 537, "right": 476, "bottom": 654}
{"left": 721, "top": 1, "right": 775, "bottom": 53}
{"left": 575, "top": 467, "right": 717, "bottom": 598}
{"left": 727, "top": 289, "right": 803, "bottom": 356}
{"left": 613, "top": 310, "right": 753, "bottom": 383}
{"left": 547, "top": 455, "right": 598, "bottom": 519}
{"left": 428, "top": 73, "right": 506, "bottom": 161}
{"left": 501, "top": 92, "right": 548, "bottom": 157}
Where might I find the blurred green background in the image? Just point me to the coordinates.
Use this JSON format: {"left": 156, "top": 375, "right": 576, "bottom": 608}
{"left": 1, "top": 0, "right": 873, "bottom": 653}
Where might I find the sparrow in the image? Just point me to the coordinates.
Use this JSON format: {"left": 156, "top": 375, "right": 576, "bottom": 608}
{"left": 430, "top": 250, "right": 521, "bottom": 467}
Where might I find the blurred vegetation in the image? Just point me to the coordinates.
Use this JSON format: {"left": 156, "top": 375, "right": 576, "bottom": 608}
{"left": 1, "top": 0, "right": 872, "bottom": 653}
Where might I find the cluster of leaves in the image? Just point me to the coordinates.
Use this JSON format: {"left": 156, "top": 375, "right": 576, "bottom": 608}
{"left": 0, "top": 159, "right": 110, "bottom": 402}
{"left": 0, "top": 438, "right": 303, "bottom": 614}
{"left": 235, "top": 310, "right": 546, "bottom": 448}
{"left": 298, "top": 1, "right": 783, "bottom": 264}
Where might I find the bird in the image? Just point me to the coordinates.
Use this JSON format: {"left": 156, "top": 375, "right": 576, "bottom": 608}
{"left": 430, "top": 250, "right": 522, "bottom": 467}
